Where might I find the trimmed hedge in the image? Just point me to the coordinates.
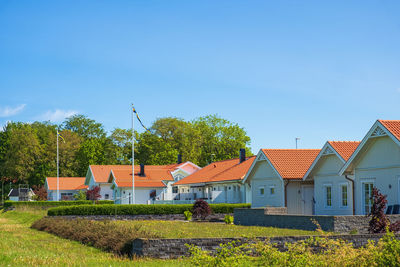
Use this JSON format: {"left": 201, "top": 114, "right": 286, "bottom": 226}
{"left": 47, "top": 203, "right": 250, "bottom": 216}
{"left": 4, "top": 200, "right": 114, "bottom": 209}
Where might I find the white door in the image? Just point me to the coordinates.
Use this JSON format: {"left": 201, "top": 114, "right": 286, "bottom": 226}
{"left": 362, "top": 182, "right": 374, "bottom": 215}
{"left": 302, "top": 185, "right": 314, "bottom": 215}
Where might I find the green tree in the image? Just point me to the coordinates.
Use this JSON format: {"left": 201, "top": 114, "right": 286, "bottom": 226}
{"left": 63, "top": 114, "right": 106, "bottom": 139}
{"left": 108, "top": 128, "right": 134, "bottom": 164}
{"left": 136, "top": 132, "right": 179, "bottom": 165}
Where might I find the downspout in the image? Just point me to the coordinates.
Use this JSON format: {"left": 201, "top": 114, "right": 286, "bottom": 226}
{"left": 284, "top": 180, "right": 289, "bottom": 207}
{"left": 345, "top": 175, "right": 355, "bottom": 215}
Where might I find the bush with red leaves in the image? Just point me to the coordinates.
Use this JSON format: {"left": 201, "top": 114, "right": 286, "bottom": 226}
{"left": 192, "top": 199, "right": 211, "bottom": 220}
{"left": 86, "top": 186, "right": 101, "bottom": 201}
{"left": 368, "top": 187, "right": 400, "bottom": 233}
{"left": 32, "top": 185, "right": 47, "bottom": 201}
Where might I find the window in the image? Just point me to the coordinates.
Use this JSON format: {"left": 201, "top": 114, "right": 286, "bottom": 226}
{"left": 340, "top": 184, "right": 348, "bottom": 207}
{"left": 269, "top": 186, "right": 275, "bottom": 195}
{"left": 213, "top": 187, "right": 216, "bottom": 191}
{"left": 198, "top": 188, "right": 202, "bottom": 192}
{"left": 105, "top": 194, "right": 109, "bottom": 200}
{"left": 172, "top": 187, "right": 178, "bottom": 194}
{"left": 233, "top": 186, "right": 236, "bottom": 192}
{"left": 324, "top": 185, "right": 332, "bottom": 207}
{"left": 259, "top": 187, "right": 265, "bottom": 196}
{"left": 228, "top": 187, "right": 231, "bottom": 190}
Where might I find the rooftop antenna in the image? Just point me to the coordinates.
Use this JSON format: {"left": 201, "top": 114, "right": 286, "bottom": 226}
{"left": 295, "top": 138, "right": 300, "bottom": 149}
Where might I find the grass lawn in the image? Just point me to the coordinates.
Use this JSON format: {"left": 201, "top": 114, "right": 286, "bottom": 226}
{"left": 0, "top": 210, "right": 186, "bottom": 266}
{"left": 112, "top": 220, "right": 319, "bottom": 238}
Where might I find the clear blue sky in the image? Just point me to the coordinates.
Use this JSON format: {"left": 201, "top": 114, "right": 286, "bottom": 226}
{"left": 1, "top": 1, "right": 400, "bottom": 153}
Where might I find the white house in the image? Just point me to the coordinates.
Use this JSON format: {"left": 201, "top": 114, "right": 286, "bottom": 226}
{"left": 174, "top": 149, "right": 255, "bottom": 203}
{"left": 8, "top": 188, "right": 35, "bottom": 201}
{"left": 243, "top": 149, "right": 320, "bottom": 214}
{"left": 340, "top": 120, "right": 400, "bottom": 215}
{"left": 108, "top": 162, "right": 201, "bottom": 204}
{"left": 45, "top": 177, "right": 87, "bottom": 201}
{"left": 303, "top": 141, "right": 360, "bottom": 215}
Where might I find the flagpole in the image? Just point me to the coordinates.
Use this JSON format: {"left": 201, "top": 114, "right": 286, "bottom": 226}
{"left": 131, "top": 104, "right": 135, "bottom": 205}
{"left": 57, "top": 129, "right": 59, "bottom": 201}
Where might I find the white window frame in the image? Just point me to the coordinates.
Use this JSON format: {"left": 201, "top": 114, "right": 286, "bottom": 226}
{"left": 258, "top": 186, "right": 265, "bottom": 196}
{"left": 339, "top": 182, "right": 349, "bottom": 208}
{"left": 269, "top": 185, "right": 276, "bottom": 196}
{"left": 361, "top": 179, "right": 375, "bottom": 215}
{"left": 323, "top": 184, "right": 333, "bottom": 208}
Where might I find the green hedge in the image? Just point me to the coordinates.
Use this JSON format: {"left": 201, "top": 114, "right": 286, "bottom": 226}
{"left": 47, "top": 203, "right": 250, "bottom": 216}
{"left": 4, "top": 200, "right": 114, "bottom": 209}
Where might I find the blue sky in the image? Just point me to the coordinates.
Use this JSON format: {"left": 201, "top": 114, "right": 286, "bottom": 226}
{"left": 1, "top": 1, "right": 400, "bottom": 153}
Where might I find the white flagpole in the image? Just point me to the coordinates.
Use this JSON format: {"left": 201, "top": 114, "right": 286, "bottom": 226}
{"left": 131, "top": 104, "right": 135, "bottom": 204}
{"left": 57, "top": 129, "right": 59, "bottom": 201}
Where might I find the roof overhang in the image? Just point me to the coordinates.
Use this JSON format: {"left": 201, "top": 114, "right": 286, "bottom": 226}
{"left": 303, "top": 142, "right": 346, "bottom": 181}
{"left": 339, "top": 120, "right": 400, "bottom": 175}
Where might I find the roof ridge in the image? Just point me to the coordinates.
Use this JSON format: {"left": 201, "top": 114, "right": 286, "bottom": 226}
{"left": 206, "top": 158, "right": 253, "bottom": 181}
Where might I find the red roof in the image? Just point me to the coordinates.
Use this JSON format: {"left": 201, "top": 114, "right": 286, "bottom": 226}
{"left": 174, "top": 156, "right": 256, "bottom": 185}
{"left": 90, "top": 164, "right": 183, "bottom": 183}
{"left": 46, "top": 177, "right": 87, "bottom": 191}
{"left": 328, "top": 141, "right": 360, "bottom": 161}
{"left": 261, "top": 149, "right": 320, "bottom": 179}
{"left": 108, "top": 164, "right": 193, "bottom": 188}
{"left": 379, "top": 120, "right": 400, "bottom": 142}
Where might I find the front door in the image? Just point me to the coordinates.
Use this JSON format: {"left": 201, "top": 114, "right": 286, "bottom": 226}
{"left": 302, "top": 185, "right": 314, "bottom": 215}
{"left": 362, "top": 182, "right": 374, "bottom": 215}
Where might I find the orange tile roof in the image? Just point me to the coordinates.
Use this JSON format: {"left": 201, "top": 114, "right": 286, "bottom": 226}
{"left": 379, "top": 120, "right": 400, "bottom": 142}
{"left": 90, "top": 164, "right": 182, "bottom": 183}
{"left": 108, "top": 164, "right": 194, "bottom": 188}
{"left": 328, "top": 141, "right": 360, "bottom": 161}
{"left": 174, "top": 156, "right": 256, "bottom": 185}
{"left": 46, "top": 177, "right": 87, "bottom": 191}
{"left": 261, "top": 149, "right": 320, "bottom": 179}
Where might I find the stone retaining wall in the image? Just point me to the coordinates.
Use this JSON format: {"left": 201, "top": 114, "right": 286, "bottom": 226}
{"left": 51, "top": 213, "right": 230, "bottom": 222}
{"left": 234, "top": 208, "right": 400, "bottom": 233}
{"left": 132, "top": 234, "right": 399, "bottom": 259}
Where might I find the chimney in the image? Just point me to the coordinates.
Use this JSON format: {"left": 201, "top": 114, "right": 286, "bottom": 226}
{"left": 239, "top": 148, "right": 246, "bottom": 163}
{"left": 139, "top": 164, "right": 145, "bottom": 176}
{"left": 177, "top": 154, "right": 182, "bottom": 164}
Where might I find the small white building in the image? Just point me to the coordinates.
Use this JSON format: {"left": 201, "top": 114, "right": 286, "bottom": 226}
{"left": 45, "top": 177, "right": 87, "bottom": 201}
{"left": 243, "top": 149, "right": 320, "bottom": 215}
{"left": 108, "top": 162, "right": 201, "bottom": 204}
{"left": 8, "top": 188, "right": 35, "bottom": 201}
{"left": 174, "top": 149, "right": 255, "bottom": 204}
{"left": 303, "top": 141, "right": 360, "bottom": 215}
{"left": 340, "top": 120, "right": 400, "bottom": 215}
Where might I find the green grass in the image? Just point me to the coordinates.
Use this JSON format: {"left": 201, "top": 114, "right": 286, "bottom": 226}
{"left": 0, "top": 210, "right": 187, "bottom": 266}
{"left": 112, "top": 220, "right": 319, "bottom": 238}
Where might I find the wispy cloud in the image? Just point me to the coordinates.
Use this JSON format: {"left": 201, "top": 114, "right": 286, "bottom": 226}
{"left": 0, "top": 104, "right": 26, "bottom": 117}
{"left": 38, "top": 109, "right": 78, "bottom": 122}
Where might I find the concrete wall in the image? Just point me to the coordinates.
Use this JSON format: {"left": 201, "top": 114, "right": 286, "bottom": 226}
{"left": 234, "top": 208, "right": 400, "bottom": 233}
{"left": 353, "top": 137, "right": 400, "bottom": 215}
{"left": 313, "top": 155, "right": 353, "bottom": 215}
{"left": 249, "top": 160, "right": 284, "bottom": 208}
{"left": 132, "top": 234, "right": 400, "bottom": 259}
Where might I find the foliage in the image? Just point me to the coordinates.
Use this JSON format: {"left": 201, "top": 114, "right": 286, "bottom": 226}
{"left": 184, "top": 210, "right": 193, "bottom": 221}
{"left": 188, "top": 231, "right": 400, "bottom": 267}
{"left": 86, "top": 186, "right": 101, "bottom": 201}
{"left": 192, "top": 199, "right": 212, "bottom": 220}
{"left": 47, "top": 203, "right": 250, "bottom": 216}
{"left": 31, "top": 217, "right": 159, "bottom": 255}
{"left": 4, "top": 200, "right": 113, "bottom": 209}
{"left": 368, "top": 187, "right": 400, "bottom": 233}
{"left": 74, "top": 190, "right": 87, "bottom": 201}
{"left": 32, "top": 185, "right": 47, "bottom": 201}
{"left": 224, "top": 215, "right": 234, "bottom": 224}
{"left": 136, "top": 132, "right": 179, "bottom": 165}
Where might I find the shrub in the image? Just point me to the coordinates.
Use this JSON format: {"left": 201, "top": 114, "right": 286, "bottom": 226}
{"left": 224, "top": 215, "right": 234, "bottom": 224}
{"left": 32, "top": 185, "right": 47, "bottom": 201}
{"left": 86, "top": 186, "right": 101, "bottom": 201}
{"left": 74, "top": 190, "right": 87, "bottom": 201}
{"left": 31, "top": 217, "right": 158, "bottom": 255}
{"left": 368, "top": 187, "right": 400, "bottom": 233}
{"left": 184, "top": 210, "right": 193, "bottom": 221}
{"left": 192, "top": 199, "right": 211, "bottom": 220}
{"left": 47, "top": 203, "right": 250, "bottom": 216}
{"left": 4, "top": 200, "right": 113, "bottom": 209}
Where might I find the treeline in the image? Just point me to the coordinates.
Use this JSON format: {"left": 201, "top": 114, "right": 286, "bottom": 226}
{"left": 0, "top": 114, "right": 251, "bottom": 188}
